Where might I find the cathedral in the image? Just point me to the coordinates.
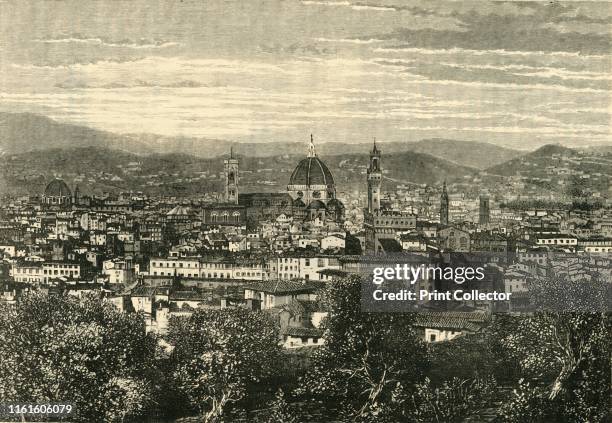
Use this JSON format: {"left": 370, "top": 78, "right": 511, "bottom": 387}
{"left": 42, "top": 178, "right": 78, "bottom": 207}
{"left": 287, "top": 135, "right": 344, "bottom": 222}
{"left": 203, "top": 135, "right": 345, "bottom": 227}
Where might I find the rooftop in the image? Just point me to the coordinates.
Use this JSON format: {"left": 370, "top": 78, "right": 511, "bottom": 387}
{"left": 245, "top": 280, "right": 322, "bottom": 294}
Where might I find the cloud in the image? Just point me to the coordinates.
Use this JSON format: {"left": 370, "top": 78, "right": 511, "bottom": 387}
{"left": 338, "top": 2, "right": 610, "bottom": 56}
{"left": 300, "top": 1, "right": 394, "bottom": 12}
{"left": 301, "top": 0, "right": 537, "bottom": 17}
{"left": 1, "top": 0, "right": 608, "bottom": 149}
{"left": 314, "top": 37, "right": 385, "bottom": 44}
{"left": 257, "top": 43, "right": 335, "bottom": 56}
{"left": 543, "top": 21, "right": 611, "bottom": 36}
{"left": 33, "top": 34, "right": 180, "bottom": 49}
{"left": 10, "top": 57, "right": 147, "bottom": 69}
{"left": 54, "top": 79, "right": 212, "bottom": 90}
{"left": 373, "top": 45, "right": 608, "bottom": 59}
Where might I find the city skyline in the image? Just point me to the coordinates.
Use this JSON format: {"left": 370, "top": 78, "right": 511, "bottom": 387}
{"left": 0, "top": 0, "right": 610, "bottom": 149}
{"left": 0, "top": 3, "right": 610, "bottom": 422}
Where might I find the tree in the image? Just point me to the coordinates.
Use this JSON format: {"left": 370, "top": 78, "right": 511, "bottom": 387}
{"left": 344, "top": 232, "right": 363, "bottom": 255}
{"left": 259, "top": 389, "right": 298, "bottom": 423}
{"left": 498, "top": 276, "right": 610, "bottom": 422}
{"left": 408, "top": 376, "right": 496, "bottom": 423}
{"left": 492, "top": 270, "right": 612, "bottom": 422}
{"left": 299, "top": 275, "right": 429, "bottom": 419}
{"left": 500, "top": 311, "right": 610, "bottom": 422}
{"left": 0, "top": 292, "right": 157, "bottom": 423}
{"left": 169, "top": 308, "right": 281, "bottom": 422}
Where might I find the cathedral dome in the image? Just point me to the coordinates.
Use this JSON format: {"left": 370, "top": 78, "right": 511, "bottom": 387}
{"left": 287, "top": 135, "right": 337, "bottom": 206}
{"left": 288, "top": 156, "right": 334, "bottom": 187}
{"left": 44, "top": 178, "right": 71, "bottom": 197}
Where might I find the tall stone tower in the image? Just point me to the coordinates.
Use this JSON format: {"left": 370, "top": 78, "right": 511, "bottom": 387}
{"left": 440, "top": 180, "right": 449, "bottom": 225}
{"left": 224, "top": 148, "right": 239, "bottom": 204}
{"left": 73, "top": 184, "right": 80, "bottom": 206}
{"left": 479, "top": 194, "right": 490, "bottom": 225}
{"left": 367, "top": 139, "right": 382, "bottom": 213}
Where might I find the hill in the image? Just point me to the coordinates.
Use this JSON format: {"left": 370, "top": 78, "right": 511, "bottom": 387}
{"left": 1, "top": 112, "right": 519, "bottom": 168}
{"left": 486, "top": 144, "right": 612, "bottom": 197}
{"left": 394, "top": 139, "right": 522, "bottom": 169}
{"left": 0, "top": 112, "right": 149, "bottom": 155}
{"left": 0, "top": 146, "right": 476, "bottom": 197}
{"left": 486, "top": 144, "right": 579, "bottom": 176}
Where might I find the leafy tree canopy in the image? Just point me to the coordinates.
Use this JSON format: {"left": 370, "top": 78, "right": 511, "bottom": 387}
{"left": 0, "top": 292, "right": 157, "bottom": 423}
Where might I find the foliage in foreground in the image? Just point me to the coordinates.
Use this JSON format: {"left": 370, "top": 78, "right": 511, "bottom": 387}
{"left": 299, "top": 275, "right": 430, "bottom": 419}
{"left": 499, "top": 312, "right": 610, "bottom": 422}
{"left": 168, "top": 308, "right": 281, "bottom": 422}
{"left": 0, "top": 292, "right": 158, "bottom": 423}
{"left": 257, "top": 389, "right": 298, "bottom": 423}
{"left": 1, "top": 276, "right": 609, "bottom": 423}
{"left": 357, "top": 376, "right": 496, "bottom": 423}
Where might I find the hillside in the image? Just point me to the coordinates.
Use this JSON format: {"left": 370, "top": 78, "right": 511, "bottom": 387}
{"left": 0, "top": 112, "right": 149, "bottom": 155}
{"left": 487, "top": 144, "right": 579, "bottom": 176}
{"left": 486, "top": 144, "right": 612, "bottom": 196}
{"left": 1, "top": 112, "right": 519, "bottom": 168}
{"left": 396, "top": 139, "right": 522, "bottom": 169}
{"left": 0, "top": 146, "right": 476, "bottom": 197}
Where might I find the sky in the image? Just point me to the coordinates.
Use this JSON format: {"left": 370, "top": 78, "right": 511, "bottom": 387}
{"left": 0, "top": 0, "right": 610, "bottom": 150}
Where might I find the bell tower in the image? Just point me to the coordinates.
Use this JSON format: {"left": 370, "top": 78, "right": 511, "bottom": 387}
{"left": 367, "top": 139, "right": 382, "bottom": 213}
{"left": 479, "top": 194, "right": 490, "bottom": 225}
{"left": 440, "top": 180, "right": 449, "bottom": 225}
{"left": 224, "top": 148, "right": 239, "bottom": 204}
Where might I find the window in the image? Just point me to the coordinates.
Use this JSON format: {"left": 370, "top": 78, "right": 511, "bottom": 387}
{"left": 430, "top": 334, "right": 436, "bottom": 342}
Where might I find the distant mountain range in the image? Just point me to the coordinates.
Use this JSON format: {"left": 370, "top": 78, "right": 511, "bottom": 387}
{"left": 0, "top": 146, "right": 477, "bottom": 196}
{"left": 2, "top": 112, "right": 609, "bottom": 198}
{"left": 1, "top": 140, "right": 609, "bottom": 198}
{"left": 0, "top": 112, "right": 522, "bottom": 169}
{"left": 0, "top": 112, "right": 150, "bottom": 156}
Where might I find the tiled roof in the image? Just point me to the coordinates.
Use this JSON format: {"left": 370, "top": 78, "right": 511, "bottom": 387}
{"left": 245, "top": 280, "right": 321, "bottom": 294}
{"left": 413, "top": 311, "right": 489, "bottom": 332}
{"left": 472, "top": 232, "right": 507, "bottom": 241}
{"left": 282, "top": 326, "right": 323, "bottom": 337}
{"left": 170, "top": 290, "right": 210, "bottom": 301}
{"left": 130, "top": 286, "right": 170, "bottom": 297}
